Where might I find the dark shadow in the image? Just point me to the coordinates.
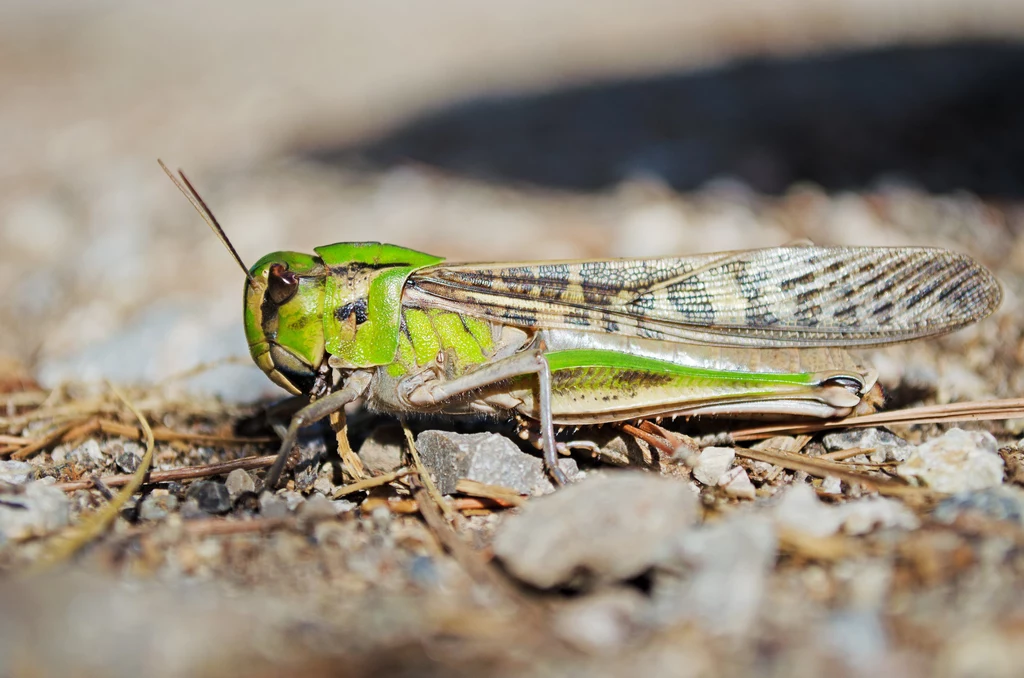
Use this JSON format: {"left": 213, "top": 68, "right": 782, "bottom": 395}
{"left": 302, "top": 42, "right": 1024, "bottom": 196}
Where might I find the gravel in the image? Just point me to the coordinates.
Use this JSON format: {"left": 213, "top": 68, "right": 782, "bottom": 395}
{"left": 897, "top": 428, "right": 1005, "bottom": 492}
{"left": 822, "top": 428, "right": 914, "bottom": 463}
{"left": 691, "top": 446, "right": 735, "bottom": 486}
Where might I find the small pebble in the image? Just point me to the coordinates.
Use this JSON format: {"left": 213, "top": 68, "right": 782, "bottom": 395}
{"left": 66, "top": 439, "right": 105, "bottom": 466}
{"left": 718, "top": 466, "right": 755, "bottom": 499}
{"left": 493, "top": 471, "right": 699, "bottom": 588}
{"left": 259, "top": 493, "right": 289, "bottom": 519}
{"left": 0, "top": 480, "right": 70, "bottom": 542}
{"left": 312, "top": 475, "right": 333, "bottom": 496}
{"left": 820, "top": 475, "right": 843, "bottom": 494}
{"left": 357, "top": 426, "right": 405, "bottom": 474}
{"left": 280, "top": 490, "right": 306, "bottom": 512}
{"left": 332, "top": 499, "right": 357, "bottom": 514}
{"left": 0, "top": 460, "right": 34, "bottom": 485}
{"left": 224, "top": 469, "right": 256, "bottom": 499}
{"left": 138, "top": 493, "right": 179, "bottom": 521}
{"left": 186, "top": 481, "right": 232, "bottom": 515}
{"left": 773, "top": 483, "right": 844, "bottom": 537}
{"left": 692, "top": 447, "right": 735, "bottom": 486}
{"left": 823, "top": 428, "right": 913, "bottom": 463}
{"left": 115, "top": 449, "right": 141, "bottom": 474}
{"left": 897, "top": 428, "right": 1004, "bottom": 492}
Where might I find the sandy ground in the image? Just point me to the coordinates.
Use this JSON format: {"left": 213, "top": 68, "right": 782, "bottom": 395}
{"left": 3, "top": 2, "right": 1024, "bottom": 676}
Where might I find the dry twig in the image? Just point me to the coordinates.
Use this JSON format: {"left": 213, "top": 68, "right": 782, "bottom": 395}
{"left": 729, "top": 397, "right": 1024, "bottom": 441}
{"left": 55, "top": 454, "right": 278, "bottom": 492}
{"left": 332, "top": 468, "right": 414, "bottom": 498}
{"left": 30, "top": 384, "right": 155, "bottom": 570}
{"left": 401, "top": 421, "right": 453, "bottom": 521}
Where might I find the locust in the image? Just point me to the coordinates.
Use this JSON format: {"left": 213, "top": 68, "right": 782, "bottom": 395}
{"left": 159, "top": 161, "right": 1002, "bottom": 489}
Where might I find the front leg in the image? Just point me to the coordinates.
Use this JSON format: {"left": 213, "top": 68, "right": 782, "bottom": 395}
{"left": 402, "top": 350, "right": 568, "bottom": 485}
{"left": 263, "top": 370, "right": 374, "bottom": 491}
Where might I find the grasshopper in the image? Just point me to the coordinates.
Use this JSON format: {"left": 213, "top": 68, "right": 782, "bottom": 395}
{"left": 159, "top": 162, "right": 1002, "bottom": 488}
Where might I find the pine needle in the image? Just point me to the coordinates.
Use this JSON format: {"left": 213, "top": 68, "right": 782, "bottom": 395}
{"left": 729, "top": 397, "right": 1024, "bottom": 441}
{"left": 400, "top": 421, "right": 453, "bottom": 522}
{"left": 29, "top": 383, "right": 155, "bottom": 572}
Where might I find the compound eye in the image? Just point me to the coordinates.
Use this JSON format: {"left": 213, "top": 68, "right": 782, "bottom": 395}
{"left": 267, "top": 263, "right": 299, "bottom": 305}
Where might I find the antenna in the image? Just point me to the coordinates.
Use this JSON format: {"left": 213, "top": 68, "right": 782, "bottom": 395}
{"left": 157, "top": 159, "right": 256, "bottom": 286}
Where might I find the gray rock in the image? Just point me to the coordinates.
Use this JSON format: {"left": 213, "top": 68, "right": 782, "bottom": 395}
{"left": 933, "top": 486, "right": 1024, "bottom": 524}
{"left": 312, "top": 475, "right": 333, "bottom": 496}
{"left": 332, "top": 499, "right": 358, "bottom": 513}
{"left": 823, "top": 428, "right": 913, "bottom": 463}
{"left": 0, "top": 480, "right": 70, "bottom": 542}
{"left": 115, "top": 448, "right": 141, "bottom": 474}
{"left": 258, "top": 493, "right": 289, "bottom": 519}
{"left": 897, "top": 428, "right": 1004, "bottom": 492}
{"left": 185, "top": 481, "right": 232, "bottom": 515}
{"left": 651, "top": 514, "right": 777, "bottom": 636}
{"left": 224, "top": 469, "right": 255, "bottom": 499}
{"left": 0, "top": 460, "right": 34, "bottom": 485}
{"left": 138, "top": 493, "right": 179, "bottom": 521}
{"left": 416, "top": 430, "right": 576, "bottom": 495}
{"left": 357, "top": 426, "right": 405, "bottom": 474}
{"left": 691, "top": 447, "right": 735, "bottom": 486}
{"left": 280, "top": 490, "right": 306, "bottom": 511}
{"left": 493, "top": 471, "right": 699, "bottom": 588}
{"left": 64, "top": 439, "right": 105, "bottom": 467}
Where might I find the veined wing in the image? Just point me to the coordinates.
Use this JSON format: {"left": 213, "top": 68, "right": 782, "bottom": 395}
{"left": 404, "top": 246, "right": 1001, "bottom": 348}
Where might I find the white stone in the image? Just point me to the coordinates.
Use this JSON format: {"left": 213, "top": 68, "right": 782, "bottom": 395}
{"left": 773, "top": 483, "right": 844, "bottom": 537}
{"left": 718, "top": 466, "right": 755, "bottom": 500}
{"left": 0, "top": 461, "right": 34, "bottom": 485}
{"left": 692, "top": 446, "right": 735, "bottom": 486}
{"left": 820, "top": 475, "right": 843, "bottom": 495}
{"left": 897, "top": 428, "right": 1004, "bottom": 493}
{"left": 0, "top": 480, "right": 70, "bottom": 542}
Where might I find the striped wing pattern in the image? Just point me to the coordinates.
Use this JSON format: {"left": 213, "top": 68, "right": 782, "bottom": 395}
{"left": 405, "top": 246, "right": 1001, "bottom": 348}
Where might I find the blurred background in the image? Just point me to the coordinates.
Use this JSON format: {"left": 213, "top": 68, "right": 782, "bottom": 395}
{"left": 2, "top": 0, "right": 1024, "bottom": 401}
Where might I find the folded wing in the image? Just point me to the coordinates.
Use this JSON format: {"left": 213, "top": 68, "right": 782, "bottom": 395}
{"left": 405, "top": 246, "right": 1001, "bottom": 348}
